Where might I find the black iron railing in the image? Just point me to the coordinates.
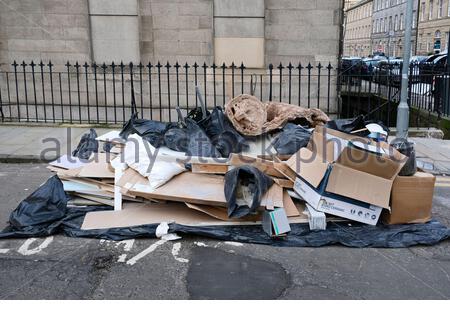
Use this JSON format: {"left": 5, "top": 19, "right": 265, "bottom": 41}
{"left": 339, "top": 61, "right": 450, "bottom": 128}
{"left": 0, "top": 60, "right": 449, "bottom": 128}
{"left": 0, "top": 61, "right": 335, "bottom": 124}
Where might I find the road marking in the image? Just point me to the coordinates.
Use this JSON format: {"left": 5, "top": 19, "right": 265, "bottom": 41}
{"left": 0, "top": 248, "right": 10, "bottom": 254}
{"left": 126, "top": 239, "right": 167, "bottom": 266}
{"left": 224, "top": 241, "right": 243, "bottom": 247}
{"left": 17, "top": 236, "right": 53, "bottom": 256}
{"left": 435, "top": 183, "right": 450, "bottom": 187}
{"left": 115, "top": 239, "right": 134, "bottom": 251}
{"left": 194, "top": 242, "right": 208, "bottom": 247}
{"left": 171, "top": 243, "right": 189, "bottom": 263}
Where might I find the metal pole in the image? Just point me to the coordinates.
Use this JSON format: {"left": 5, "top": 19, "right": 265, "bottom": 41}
{"left": 396, "top": 0, "right": 414, "bottom": 139}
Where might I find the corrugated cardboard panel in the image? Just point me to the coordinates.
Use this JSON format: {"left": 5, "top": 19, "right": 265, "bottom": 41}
{"left": 129, "top": 172, "right": 227, "bottom": 206}
{"left": 286, "top": 148, "right": 328, "bottom": 188}
{"left": 185, "top": 203, "right": 261, "bottom": 222}
{"left": 77, "top": 153, "right": 115, "bottom": 178}
{"left": 384, "top": 172, "right": 435, "bottom": 224}
{"left": 81, "top": 202, "right": 255, "bottom": 230}
{"left": 336, "top": 146, "right": 403, "bottom": 179}
{"left": 326, "top": 164, "right": 392, "bottom": 208}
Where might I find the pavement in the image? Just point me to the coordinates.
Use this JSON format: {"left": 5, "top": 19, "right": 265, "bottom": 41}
{"left": 0, "top": 163, "right": 450, "bottom": 299}
{"left": 1, "top": 124, "right": 450, "bottom": 175}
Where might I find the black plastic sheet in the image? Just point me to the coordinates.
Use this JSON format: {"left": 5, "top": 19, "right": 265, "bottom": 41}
{"left": 1, "top": 176, "right": 449, "bottom": 248}
{"left": 271, "top": 123, "right": 311, "bottom": 155}
{"left": 72, "top": 128, "right": 99, "bottom": 160}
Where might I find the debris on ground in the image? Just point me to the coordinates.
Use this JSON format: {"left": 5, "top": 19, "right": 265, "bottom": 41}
{"left": 1, "top": 92, "right": 448, "bottom": 247}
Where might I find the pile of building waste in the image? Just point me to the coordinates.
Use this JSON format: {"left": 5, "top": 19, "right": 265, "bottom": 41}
{"left": 2, "top": 92, "right": 447, "bottom": 247}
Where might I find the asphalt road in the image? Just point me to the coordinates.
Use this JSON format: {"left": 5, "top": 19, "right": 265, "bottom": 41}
{"left": 1, "top": 163, "right": 450, "bottom": 299}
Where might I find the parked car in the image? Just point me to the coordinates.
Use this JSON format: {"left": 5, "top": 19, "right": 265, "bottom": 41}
{"left": 341, "top": 57, "right": 369, "bottom": 85}
{"left": 373, "top": 59, "right": 403, "bottom": 86}
{"left": 419, "top": 53, "right": 448, "bottom": 84}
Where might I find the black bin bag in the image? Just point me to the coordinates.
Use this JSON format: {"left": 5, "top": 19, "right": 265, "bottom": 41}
{"left": 164, "top": 127, "right": 189, "bottom": 152}
{"left": 72, "top": 128, "right": 99, "bottom": 160}
{"left": 325, "top": 115, "right": 366, "bottom": 134}
{"left": 391, "top": 138, "right": 417, "bottom": 176}
{"left": 185, "top": 118, "right": 221, "bottom": 158}
{"left": 119, "top": 112, "right": 169, "bottom": 147}
{"left": 272, "top": 123, "right": 311, "bottom": 155}
{"left": 9, "top": 175, "right": 68, "bottom": 232}
{"left": 197, "top": 106, "right": 249, "bottom": 157}
{"left": 224, "top": 165, "right": 274, "bottom": 219}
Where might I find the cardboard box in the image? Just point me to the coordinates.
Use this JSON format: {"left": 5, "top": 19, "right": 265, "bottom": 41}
{"left": 382, "top": 171, "right": 435, "bottom": 224}
{"left": 286, "top": 126, "right": 406, "bottom": 210}
{"left": 262, "top": 208, "right": 291, "bottom": 237}
{"left": 294, "top": 175, "right": 383, "bottom": 225}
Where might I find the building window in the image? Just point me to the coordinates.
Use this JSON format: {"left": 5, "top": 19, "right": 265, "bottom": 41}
{"left": 389, "top": 16, "right": 393, "bottom": 31}
{"left": 412, "top": 11, "right": 416, "bottom": 28}
{"left": 394, "top": 15, "right": 398, "bottom": 31}
{"left": 438, "top": 0, "right": 443, "bottom": 18}
{"left": 400, "top": 13, "right": 404, "bottom": 29}
{"left": 448, "top": 0, "right": 450, "bottom": 16}
{"left": 429, "top": 0, "right": 434, "bottom": 20}
{"left": 421, "top": 2, "right": 426, "bottom": 21}
{"left": 385, "top": 0, "right": 389, "bottom": 8}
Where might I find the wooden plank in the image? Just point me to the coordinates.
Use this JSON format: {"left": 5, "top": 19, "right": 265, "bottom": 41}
{"left": 229, "top": 154, "right": 285, "bottom": 178}
{"left": 191, "top": 163, "right": 229, "bottom": 174}
{"left": 273, "top": 177, "right": 294, "bottom": 188}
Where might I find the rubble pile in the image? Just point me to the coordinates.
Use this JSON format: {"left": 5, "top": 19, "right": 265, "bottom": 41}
{"left": 1, "top": 92, "right": 445, "bottom": 247}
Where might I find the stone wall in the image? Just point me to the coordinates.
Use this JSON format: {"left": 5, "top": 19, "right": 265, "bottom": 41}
{"left": 0, "top": 0, "right": 91, "bottom": 68}
{"left": 0, "top": 0, "right": 343, "bottom": 116}
{"left": 265, "top": 0, "right": 343, "bottom": 65}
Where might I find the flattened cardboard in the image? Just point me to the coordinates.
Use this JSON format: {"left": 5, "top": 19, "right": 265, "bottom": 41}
{"left": 81, "top": 202, "right": 262, "bottom": 230}
{"left": 185, "top": 203, "right": 261, "bottom": 222}
{"left": 49, "top": 154, "right": 87, "bottom": 170}
{"left": 129, "top": 172, "right": 227, "bottom": 206}
{"left": 383, "top": 171, "right": 435, "bottom": 224}
{"left": 77, "top": 153, "right": 115, "bottom": 179}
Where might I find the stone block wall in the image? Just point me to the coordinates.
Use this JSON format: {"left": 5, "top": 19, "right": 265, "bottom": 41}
{"left": 0, "top": 0, "right": 91, "bottom": 68}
